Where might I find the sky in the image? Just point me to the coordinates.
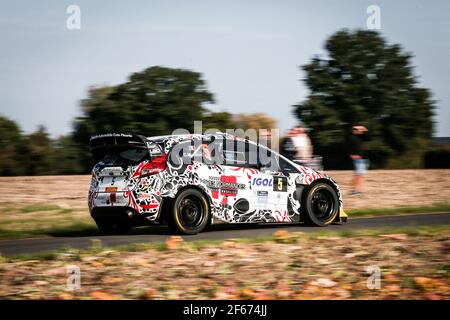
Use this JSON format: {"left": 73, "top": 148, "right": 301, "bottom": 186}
{"left": 0, "top": 0, "right": 449, "bottom": 138}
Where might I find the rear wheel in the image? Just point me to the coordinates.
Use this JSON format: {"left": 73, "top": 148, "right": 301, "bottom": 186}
{"left": 168, "top": 189, "right": 210, "bottom": 235}
{"left": 302, "top": 182, "right": 339, "bottom": 226}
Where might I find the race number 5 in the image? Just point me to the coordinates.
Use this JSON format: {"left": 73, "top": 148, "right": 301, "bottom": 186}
{"left": 273, "top": 177, "right": 287, "bottom": 192}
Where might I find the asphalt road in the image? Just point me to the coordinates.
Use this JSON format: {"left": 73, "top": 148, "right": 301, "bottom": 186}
{"left": 0, "top": 212, "right": 449, "bottom": 255}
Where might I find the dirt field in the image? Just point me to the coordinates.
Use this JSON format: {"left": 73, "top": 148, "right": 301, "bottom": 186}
{"left": 0, "top": 170, "right": 448, "bottom": 212}
{"left": 329, "top": 169, "right": 450, "bottom": 210}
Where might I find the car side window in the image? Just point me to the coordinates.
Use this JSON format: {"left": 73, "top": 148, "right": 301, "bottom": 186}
{"left": 258, "top": 145, "right": 298, "bottom": 175}
{"left": 258, "top": 146, "right": 278, "bottom": 171}
{"left": 168, "top": 141, "right": 192, "bottom": 166}
{"left": 194, "top": 140, "right": 223, "bottom": 165}
{"left": 278, "top": 156, "right": 298, "bottom": 174}
{"left": 222, "top": 140, "right": 258, "bottom": 168}
{"left": 169, "top": 140, "right": 224, "bottom": 166}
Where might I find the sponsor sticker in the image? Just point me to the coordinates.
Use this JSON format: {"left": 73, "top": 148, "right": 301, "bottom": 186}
{"left": 201, "top": 176, "right": 245, "bottom": 198}
{"left": 148, "top": 145, "right": 162, "bottom": 156}
{"left": 91, "top": 133, "right": 132, "bottom": 140}
{"left": 220, "top": 175, "right": 245, "bottom": 197}
{"left": 257, "top": 190, "right": 269, "bottom": 203}
{"left": 99, "top": 167, "right": 123, "bottom": 177}
{"left": 272, "top": 191, "right": 288, "bottom": 205}
{"left": 138, "top": 193, "right": 151, "bottom": 200}
{"left": 95, "top": 193, "right": 127, "bottom": 206}
{"left": 251, "top": 176, "right": 273, "bottom": 190}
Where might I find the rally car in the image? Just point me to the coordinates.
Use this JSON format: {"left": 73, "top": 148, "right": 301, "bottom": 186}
{"left": 88, "top": 133, "right": 347, "bottom": 234}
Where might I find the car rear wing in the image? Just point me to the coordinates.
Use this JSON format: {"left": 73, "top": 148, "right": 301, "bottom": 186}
{"left": 90, "top": 133, "right": 161, "bottom": 162}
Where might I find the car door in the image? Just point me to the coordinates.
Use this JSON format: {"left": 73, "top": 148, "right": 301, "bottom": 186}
{"left": 219, "top": 140, "right": 292, "bottom": 223}
{"left": 255, "top": 146, "right": 292, "bottom": 222}
{"left": 274, "top": 154, "right": 303, "bottom": 222}
{"left": 220, "top": 139, "right": 261, "bottom": 223}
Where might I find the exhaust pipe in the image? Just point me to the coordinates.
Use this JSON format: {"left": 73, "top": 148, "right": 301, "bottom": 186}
{"left": 125, "top": 210, "right": 133, "bottom": 218}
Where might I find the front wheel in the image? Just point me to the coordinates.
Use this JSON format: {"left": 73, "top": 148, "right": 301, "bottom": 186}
{"left": 302, "top": 182, "right": 339, "bottom": 226}
{"left": 167, "top": 189, "right": 210, "bottom": 235}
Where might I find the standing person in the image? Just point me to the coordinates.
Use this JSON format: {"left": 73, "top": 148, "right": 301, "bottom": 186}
{"left": 292, "top": 127, "right": 313, "bottom": 163}
{"left": 348, "top": 125, "right": 369, "bottom": 196}
{"left": 259, "top": 129, "right": 272, "bottom": 149}
{"left": 280, "top": 129, "right": 297, "bottom": 160}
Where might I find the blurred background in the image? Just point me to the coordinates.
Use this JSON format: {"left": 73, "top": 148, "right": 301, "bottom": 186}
{"left": 0, "top": 0, "right": 449, "bottom": 176}
{"left": 0, "top": 1, "right": 450, "bottom": 301}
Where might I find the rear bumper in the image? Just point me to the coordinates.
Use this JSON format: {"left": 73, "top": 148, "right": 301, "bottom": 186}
{"left": 90, "top": 202, "right": 163, "bottom": 225}
{"left": 89, "top": 189, "right": 163, "bottom": 222}
{"left": 90, "top": 206, "right": 154, "bottom": 227}
{"left": 90, "top": 206, "right": 134, "bottom": 220}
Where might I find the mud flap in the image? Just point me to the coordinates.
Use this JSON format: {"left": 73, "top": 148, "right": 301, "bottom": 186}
{"left": 332, "top": 208, "right": 348, "bottom": 224}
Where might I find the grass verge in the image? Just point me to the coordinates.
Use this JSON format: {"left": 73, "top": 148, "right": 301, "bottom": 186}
{"left": 0, "top": 220, "right": 99, "bottom": 239}
{"left": 348, "top": 203, "right": 450, "bottom": 217}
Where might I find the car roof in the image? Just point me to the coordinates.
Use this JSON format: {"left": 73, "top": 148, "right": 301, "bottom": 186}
{"left": 143, "top": 133, "right": 305, "bottom": 172}
{"left": 90, "top": 132, "right": 309, "bottom": 173}
{"left": 146, "top": 132, "right": 242, "bottom": 143}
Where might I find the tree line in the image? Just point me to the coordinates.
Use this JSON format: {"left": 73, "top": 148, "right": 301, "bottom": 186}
{"left": 0, "top": 119, "right": 84, "bottom": 176}
{"left": 0, "top": 29, "right": 445, "bottom": 176}
{"left": 0, "top": 98, "right": 277, "bottom": 176}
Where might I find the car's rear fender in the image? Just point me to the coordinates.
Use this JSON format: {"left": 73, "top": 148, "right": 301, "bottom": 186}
{"left": 159, "top": 184, "right": 213, "bottom": 224}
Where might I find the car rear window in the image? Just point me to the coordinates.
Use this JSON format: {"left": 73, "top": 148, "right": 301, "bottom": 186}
{"left": 98, "top": 147, "right": 150, "bottom": 166}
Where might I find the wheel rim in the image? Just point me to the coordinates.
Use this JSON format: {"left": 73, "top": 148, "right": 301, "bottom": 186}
{"left": 178, "top": 195, "right": 205, "bottom": 229}
{"left": 311, "top": 187, "right": 335, "bottom": 222}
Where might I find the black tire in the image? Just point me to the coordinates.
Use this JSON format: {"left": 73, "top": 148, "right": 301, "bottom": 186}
{"left": 94, "top": 218, "right": 132, "bottom": 235}
{"left": 168, "top": 189, "right": 210, "bottom": 235}
{"left": 302, "top": 182, "right": 339, "bottom": 227}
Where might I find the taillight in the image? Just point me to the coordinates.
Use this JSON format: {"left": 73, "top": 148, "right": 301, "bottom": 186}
{"left": 140, "top": 153, "right": 167, "bottom": 177}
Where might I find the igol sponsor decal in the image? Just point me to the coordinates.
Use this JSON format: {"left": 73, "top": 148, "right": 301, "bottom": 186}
{"left": 251, "top": 177, "right": 273, "bottom": 189}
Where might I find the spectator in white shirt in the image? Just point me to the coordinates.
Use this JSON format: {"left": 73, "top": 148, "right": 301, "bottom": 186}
{"left": 292, "top": 127, "right": 313, "bottom": 161}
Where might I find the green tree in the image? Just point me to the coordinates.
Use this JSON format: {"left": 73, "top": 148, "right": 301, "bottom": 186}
{"left": 234, "top": 113, "right": 278, "bottom": 132}
{"left": 294, "top": 30, "right": 435, "bottom": 168}
{"left": 50, "top": 135, "right": 84, "bottom": 174}
{"left": 22, "top": 126, "right": 53, "bottom": 175}
{"left": 0, "top": 116, "right": 25, "bottom": 176}
{"left": 72, "top": 86, "right": 113, "bottom": 171}
{"left": 0, "top": 116, "right": 84, "bottom": 176}
{"left": 201, "top": 111, "right": 236, "bottom": 132}
{"left": 73, "top": 66, "right": 214, "bottom": 171}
